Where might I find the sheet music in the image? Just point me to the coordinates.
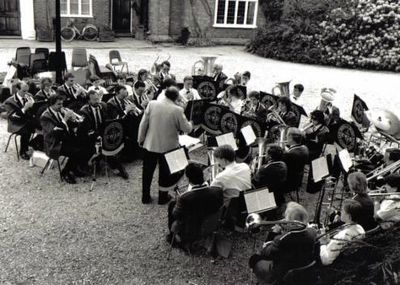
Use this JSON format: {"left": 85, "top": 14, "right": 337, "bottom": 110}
{"left": 179, "top": 135, "right": 200, "bottom": 148}
{"left": 339, "top": 149, "right": 353, "bottom": 172}
{"left": 164, "top": 148, "right": 188, "bottom": 174}
{"left": 311, "top": 156, "right": 330, "bottom": 182}
{"left": 241, "top": 125, "right": 256, "bottom": 146}
{"left": 245, "top": 188, "right": 276, "bottom": 213}
{"left": 216, "top": 132, "right": 238, "bottom": 151}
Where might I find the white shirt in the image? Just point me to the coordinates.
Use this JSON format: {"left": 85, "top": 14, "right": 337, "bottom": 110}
{"left": 125, "top": 84, "right": 133, "bottom": 96}
{"left": 230, "top": 98, "right": 244, "bottom": 114}
{"left": 376, "top": 194, "right": 400, "bottom": 222}
{"left": 320, "top": 224, "right": 365, "bottom": 265}
{"left": 88, "top": 85, "right": 108, "bottom": 94}
{"left": 157, "top": 90, "right": 166, "bottom": 101}
{"left": 290, "top": 95, "right": 304, "bottom": 107}
{"left": 211, "top": 162, "right": 251, "bottom": 203}
{"left": 179, "top": 88, "right": 201, "bottom": 102}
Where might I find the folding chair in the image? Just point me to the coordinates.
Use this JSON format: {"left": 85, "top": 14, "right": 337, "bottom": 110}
{"left": 71, "top": 48, "right": 88, "bottom": 69}
{"left": 40, "top": 157, "right": 67, "bottom": 182}
{"left": 4, "top": 133, "right": 20, "bottom": 161}
{"left": 15, "top": 47, "right": 31, "bottom": 66}
{"left": 35, "top": 48, "right": 50, "bottom": 60}
{"left": 109, "top": 50, "right": 129, "bottom": 73}
{"left": 88, "top": 54, "right": 117, "bottom": 81}
{"left": 31, "top": 59, "right": 49, "bottom": 76}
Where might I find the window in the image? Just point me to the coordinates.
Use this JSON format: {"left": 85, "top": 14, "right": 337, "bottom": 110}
{"left": 61, "top": 0, "right": 93, "bottom": 17}
{"left": 214, "top": 0, "right": 258, "bottom": 28}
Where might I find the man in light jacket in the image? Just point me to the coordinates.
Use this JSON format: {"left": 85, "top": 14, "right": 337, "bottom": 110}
{"left": 138, "top": 86, "right": 193, "bottom": 204}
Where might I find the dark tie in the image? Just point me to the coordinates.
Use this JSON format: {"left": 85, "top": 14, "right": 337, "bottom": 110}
{"left": 93, "top": 107, "right": 101, "bottom": 129}
{"left": 95, "top": 87, "right": 99, "bottom": 91}
{"left": 22, "top": 97, "right": 27, "bottom": 105}
{"left": 69, "top": 87, "right": 75, "bottom": 98}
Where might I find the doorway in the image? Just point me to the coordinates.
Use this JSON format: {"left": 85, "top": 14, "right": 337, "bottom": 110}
{"left": 112, "top": 0, "right": 131, "bottom": 34}
{"left": 0, "top": 0, "right": 20, "bottom": 36}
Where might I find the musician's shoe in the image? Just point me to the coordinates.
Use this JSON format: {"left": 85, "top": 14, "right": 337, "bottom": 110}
{"left": 73, "top": 168, "right": 88, "bottom": 178}
{"left": 158, "top": 191, "right": 172, "bottom": 205}
{"left": 116, "top": 165, "right": 129, "bottom": 180}
{"left": 62, "top": 173, "right": 77, "bottom": 184}
{"left": 20, "top": 152, "right": 30, "bottom": 160}
{"left": 142, "top": 196, "right": 153, "bottom": 204}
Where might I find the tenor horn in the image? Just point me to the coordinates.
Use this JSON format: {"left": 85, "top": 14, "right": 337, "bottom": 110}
{"left": 272, "top": 81, "right": 291, "bottom": 97}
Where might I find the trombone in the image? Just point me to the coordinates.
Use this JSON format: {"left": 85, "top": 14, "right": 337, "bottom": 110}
{"left": 366, "top": 160, "right": 400, "bottom": 182}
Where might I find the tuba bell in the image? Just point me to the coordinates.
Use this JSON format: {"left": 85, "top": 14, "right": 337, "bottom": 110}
{"left": 192, "top": 56, "right": 218, "bottom": 76}
{"left": 272, "top": 81, "right": 291, "bottom": 97}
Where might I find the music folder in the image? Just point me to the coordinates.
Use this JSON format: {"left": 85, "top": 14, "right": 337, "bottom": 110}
{"left": 164, "top": 147, "right": 189, "bottom": 174}
{"left": 244, "top": 187, "right": 277, "bottom": 214}
{"left": 338, "top": 148, "right": 353, "bottom": 173}
{"left": 216, "top": 132, "right": 238, "bottom": 151}
{"left": 311, "top": 156, "right": 330, "bottom": 182}
{"left": 241, "top": 125, "right": 257, "bottom": 146}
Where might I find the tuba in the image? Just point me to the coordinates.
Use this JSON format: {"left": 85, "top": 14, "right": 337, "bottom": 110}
{"left": 192, "top": 56, "right": 218, "bottom": 76}
{"left": 271, "top": 81, "right": 291, "bottom": 97}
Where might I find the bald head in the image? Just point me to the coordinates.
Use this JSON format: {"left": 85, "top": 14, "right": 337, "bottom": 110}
{"left": 165, "top": 86, "right": 180, "bottom": 102}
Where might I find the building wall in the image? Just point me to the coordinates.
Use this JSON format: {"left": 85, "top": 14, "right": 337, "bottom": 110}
{"left": 33, "top": 0, "right": 110, "bottom": 32}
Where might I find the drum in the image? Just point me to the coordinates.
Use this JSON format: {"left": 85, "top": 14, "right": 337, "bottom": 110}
{"left": 202, "top": 104, "right": 223, "bottom": 135}
{"left": 102, "top": 120, "right": 125, "bottom": 156}
{"left": 220, "top": 111, "right": 239, "bottom": 135}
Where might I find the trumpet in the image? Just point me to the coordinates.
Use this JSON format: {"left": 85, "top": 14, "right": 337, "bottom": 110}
{"left": 123, "top": 98, "right": 142, "bottom": 116}
{"left": 73, "top": 83, "right": 88, "bottom": 96}
{"left": 61, "top": 107, "right": 84, "bottom": 123}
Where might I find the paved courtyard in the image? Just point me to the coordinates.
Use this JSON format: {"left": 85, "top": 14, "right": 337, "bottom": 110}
{"left": 0, "top": 39, "right": 399, "bottom": 284}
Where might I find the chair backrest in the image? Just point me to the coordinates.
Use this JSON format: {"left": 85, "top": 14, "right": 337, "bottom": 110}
{"left": 48, "top": 52, "right": 67, "bottom": 72}
{"left": 16, "top": 47, "right": 31, "bottom": 66}
{"left": 282, "top": 260, "right": 317, "bottom": 285}
{"left": 31, "top": 59, "right": 48, "bottom": 76}
{"left": 109, "top": 50, "right": 122, "bottom": 64}
{"left": 88, "top": 54, "right": 100, "bottom": 76}
{"left": 72, "top": 48, "right": 88, "bottom": 68}
{"left": 30, "top": 53, "right": 46, "bottom": 67}
{"left": 35, "top": 48, "right": 50, "bottom": 60}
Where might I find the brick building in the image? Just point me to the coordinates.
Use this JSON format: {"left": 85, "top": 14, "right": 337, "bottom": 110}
{"left": 0, "top": 0, "right": 265, "bottom": 43}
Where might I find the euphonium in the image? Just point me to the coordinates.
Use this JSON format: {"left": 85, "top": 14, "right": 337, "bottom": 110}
{"left": 271, "top": 81, "right": 291, "bottom": 97}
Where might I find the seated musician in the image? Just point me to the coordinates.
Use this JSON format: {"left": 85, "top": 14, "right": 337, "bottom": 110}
{"left": 167, "top": 163, "right": 223, "bottom": 247}
{"left": 304, "top": 110, "right": 330, "bottom": 162}
{"left": 129, "top": 81, "right": 150, "bottom": 111}
{"left": 249, "top": 202, "right": 319, "bottom": 285}
{"left": 155, "top": 78, "right": 177, "bottom": 101}
{"left": 80, "top": 90, "right": 128, "bottom": 179}
{"left": 179, "top": 76, "right": 201, "bottom": 103}
{"left": 217, "top": 86, "right": 244, "bottom": 114}
{"left": 277, "top": 96, "right": 297, "bottom": 127}
{"left": 57, "top": 73, "right": 87, "bottom": 111}
{"left": 156, "top": 61, "right": 176, "bottom": 86}
{"left": 320, "top": 199, "right": 365, "bottom": 265}
{"left": 252, "top": 145, "right": 287, "bottom": 206}
{"left": 4, "top": 81, "right": 36, "bottom": 160}
{"left": 211, "top": 145, "right": 251, "bottom": 204}
{"left": 318, "top": 88, "right": 340, "bottom": 127}
{"left": 241, "top": 91, "right": 267, "bottom": 121}
{"left": 136, "top": 69, "right": 156, "bottom": 99}
{"left": 212, "top": 64, "right": 228, "bottom": 90}
{"left": 290, "top": 84, "right": 304, "bottom": 106}
{"left": 40, "top": 94, "right": 91, "bottom": 183}
{"left": 87, "top": 75, "right": 108, "bottom": 99}
{"left": 374, "top": 174, "right": 400, "bottom": 223}
{"left": 35, "top": 77, "right": 56, "bottom": 103}
{"left": 283, "top": 128, "right": 309, "bottom": 195}
{"left": 107, "top": 85, "right": 141, "bottom": 120}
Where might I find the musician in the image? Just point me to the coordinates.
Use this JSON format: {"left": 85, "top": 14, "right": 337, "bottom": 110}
{"left": 167, "top": 163, "right": 223, "bottom": 247}
{"left": 318, "top": 88, "right": 340, "bottom": 126}
{"left": 375, "top": 174, "right": 400, "bottom": 222}
{"left": 219, "top": 86, "right": 244, "bottom": 114}
{"left": 211, "top": 144, "right": 251, "bottom": 204}
{"left": 87, "top": 75, "right": 108, "bottom": 98}
{"left": 241, "top": 91, "right": 267, "bottom": 121}
{"left": 249, "top": 202, "right": 319, "bottom": 284}
{"left": 241, "top": 71, "right": 251, "bottom": 86}
{"left": 304, "top": 110, "right": 330, "bottom": 161}
{"left": 40, "top": 94, "right": 90, "bottom": 183}
{"left": 57, "top": 73, "right": 87, "bottom": 111}
{"left": 320, "top": 199, "right": 365, "bottom": 265}
{"left": 283, "top": 128, "right": 309, "bottom": 195}
{"left": 4, "top": 81, "right": 35, "bottom": 160}
{"left": 277, "top": 97, "right": 297, "bottom": 127}
{"left": 290, "top": 84, "right": 304, "bottom": 106}
{"left": 138, "top": 87, "right": 193, "bottom": 204}
{"left": 179, "top": 76, "right": 201, "bottom": 103}
{"left": 107, "top": 85, "right": 141, "bottom": 120}
{"left": 212, "top": 64, "right": 228, "bottom": 90}
{"left": 347, "top": 172, "right": 378, "bottom": 231}
{"left": 80, "top": 91, "right": 128, "bottom": 179}
{"left": 34, "top": 77, "right": 56, "bottom": 102}
{"left": 129, "top": 81, "right": 150, "bottom": 111}
{"left": 155, "top": 78, "right": 177, "bottom": 101}
{"left": 158, "top": 60, "right": 176, "bottom": 83}
{"left": 137, "top": 69, "right": 156, "bottom": 98}
{"left": 252, "top": 145, "right": 287, "bottom": 206}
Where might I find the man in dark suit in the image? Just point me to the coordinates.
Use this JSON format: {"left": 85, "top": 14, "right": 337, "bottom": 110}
{"left": 167, "top": 163, "right": 223, "bottom": 246}
{"left": 4, "top": 81, "right": 35, "bottom": 160}
{"left": 252, "top": 145, "right": 287, "bottom": 206}
{"left": 283, "top": 128, "right": 309, "bottom": 197}
{"left": 57, "top": 72, "right": 87, "bottom": 111}
{"left": 212, "top": 64, "right": 228, "bottom": 91}
{"left": 241, "top": 91, "right": 267, "bottom": 121}
{"left": 80, "top": 90, "right": 128, "bottom": 179}
{"left": 40, "top": 94, "right": 90, "bottom": 183}
{"left": 278, "top": 96, "right": 298, "bottom": 127}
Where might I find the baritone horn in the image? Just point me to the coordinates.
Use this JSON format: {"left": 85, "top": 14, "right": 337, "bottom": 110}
{"left": 271, "top": 81, "right": 291, "bottom": 97}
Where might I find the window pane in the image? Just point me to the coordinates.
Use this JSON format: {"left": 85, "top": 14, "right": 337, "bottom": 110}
{"left": 60, "top": 0, "right": 68, "bottom": 14}
{"left": 227, "top": 0, "right": 236, "bottom": 24}
{"left": 216, "top": 0, "right": 226, "bottom": 24}
{"left": 81, "top": 0, "right": 90, "bottom": 15}
{"left": 237, "top": 1, "right": 246, "bottom": 25}
{"left": 246, "top": 1, "right": 256, "bottom": 25}
{"left": 70, "top": 0, "right": 79, "bottom": 15}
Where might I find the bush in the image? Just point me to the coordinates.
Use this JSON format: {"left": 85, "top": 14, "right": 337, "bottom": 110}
{"left": 249, "top": 0, "right": 400, "bottom": 72}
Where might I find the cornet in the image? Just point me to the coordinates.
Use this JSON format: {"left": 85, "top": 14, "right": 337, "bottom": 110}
{"left": 123, "top": 99, "right": 142, "bottom": 116}
{"left": 61, "top": 107, "right": 84, "bottom": 123}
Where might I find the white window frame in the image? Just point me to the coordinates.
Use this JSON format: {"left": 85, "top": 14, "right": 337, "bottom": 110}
{"left": 61, "top": 0, "right": 93, "bottom": 18}
{"left": 213, "top": 0, "right": 258, "bottom": 29}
